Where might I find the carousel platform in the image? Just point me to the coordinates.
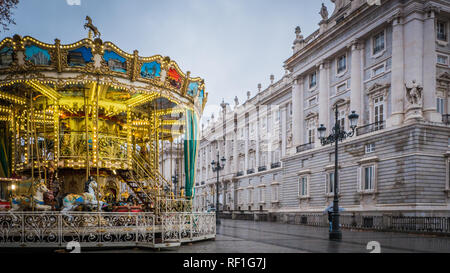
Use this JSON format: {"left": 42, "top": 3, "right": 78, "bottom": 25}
{"left": 0, "top": 211, "right": 215, "bottom": 249}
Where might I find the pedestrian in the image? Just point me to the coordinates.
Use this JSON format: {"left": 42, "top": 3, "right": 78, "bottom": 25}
{"left": 328, "top": 210, "right": 332, "bottom": 232}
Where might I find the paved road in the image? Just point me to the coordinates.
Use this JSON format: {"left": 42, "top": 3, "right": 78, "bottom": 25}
{"left": 81, "top": 219, "right": 450, "bottom": 253}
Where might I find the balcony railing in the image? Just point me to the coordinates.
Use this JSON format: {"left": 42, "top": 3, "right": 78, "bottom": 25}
{"left": 271, "top": 162, "right": 281, "bottom": 169}
{"left": 296, "top": 142, "right": 314, "bottom": 153}
{"left": 443, "top": 114, "right": 450, "bottom": 125}
{"left": 258, "top": 166, "right": 267, "bottom": 172}
{"left": 247, "top": 169, "right": 255, "bottom": 175}
{"left": 236, "top": 171, "right": 244, "bottom": 177}
{"left": 356, "top": 121, "right": 386, "bottom": 136}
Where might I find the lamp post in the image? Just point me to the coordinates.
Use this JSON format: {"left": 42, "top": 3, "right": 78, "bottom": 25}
{"left": 172, "top": 173, "right": 179, "bottom": 197}
{"left": 317, "top": 106, "right": 359, "bottom": 241}
{"left": 211, "top": 152, "right": 226, "bottom": 225}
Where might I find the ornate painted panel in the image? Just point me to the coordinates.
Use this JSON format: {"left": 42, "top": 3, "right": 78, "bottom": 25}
{"left": 141, "top": 61, "right": 161, "bottom": 79}
{"left": 67, "top": 46, "right": 93, "bottom": 67}
{"left": 0, "top": 46, "right": 13, "bottom": 68}
{"left": 103, "top": 50, "right": 127, "bottom": 73}
{"left": 168, "top": 68, "right": 182, "bottom": 89}
{"left": 187, "top": 82, "right": 199, "bottom": 97}
{"left": 25, "top": 45, "right": 51, "bottom": 66}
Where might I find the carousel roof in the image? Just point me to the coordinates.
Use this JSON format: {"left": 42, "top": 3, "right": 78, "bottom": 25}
{"left": 0, "top": 33, "right": 207, "bottom": 116}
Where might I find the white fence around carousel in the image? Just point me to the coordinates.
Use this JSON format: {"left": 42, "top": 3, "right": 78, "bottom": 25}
{"left": 0, "top": 212, "right": 216, "bottom": 248}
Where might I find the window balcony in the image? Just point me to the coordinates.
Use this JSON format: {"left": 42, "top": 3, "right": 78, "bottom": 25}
{"left": 247, "top": 169, "right": 255, "bottom": 175}
{"left": 443, "top": 114, "right": 450, "bottom": 125}
{"left": 271, "top": 162, "right": 281, "bottom": 169}
{"left": 258, "top": 166, "right": 267, "bottom": 172}
{"left": 236, "top": 171, "right": 244, "bottom": 177}
{"left": 356, "top": 121, "right": 386, "bottom": 136}
{"left": 296, "top": 142, "right": 314, "bottom": 153}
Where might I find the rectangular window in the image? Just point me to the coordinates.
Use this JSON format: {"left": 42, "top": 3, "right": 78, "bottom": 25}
{"left": 259, "top": 187, "right": 265, "bottom": 203}
{"left": 437, "top": 55, "right": 449, "bottom": 65}
{"left": 337, "top": 55, "right": 347, "bottom": 74}
{"left": 248, "top": 189, "right": 253, "bottom": 204}
{"left": 289, "top": 103, "right": 293, "bottom": 116}
{"left": 272, "top": 185, "right": 279, "bottom": 202}
{"left": 327, "top": 172, "right": 335, "bottom": 194}
{"left": 363, "top": 166, "right": 375, "bottom": 191}
{"left": 365, "top": 143, "right": 375, "bottom": 154}
{"left": 308, "top": 128, "right": 315, "bottom": 144}
{"left": 308, "top": 97, "right": 317, "bottom": 107}
{"left": 372, "top": 65, "right": 385, "bottom": 77}
{"left": 437, "top": 97, "right": 444, "bottom": 114}
{"left": 337, "top": 109, "right": 345, "bottom": 130}
{"left": 309, "top": 71, "right": 317, "bottom": 89}
{"left": 373, "top": 31, "right": 385, "bottom": 55}
{"left": 336, "top": 83, "right": 347, "bottom": 93}
{"left": 437, "top": 21, "right": 448, "bottom": 41}
{"left": 374, "top": 96, "right": 385, "bottom": 130}
{"left": 298, "top": 176, "right": 308, "bottom": 197}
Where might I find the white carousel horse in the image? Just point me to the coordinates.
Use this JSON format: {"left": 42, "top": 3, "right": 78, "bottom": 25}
{"left": 61, "top": 177, "right": 104, "bottom": 212}
{"left": 10, "top": 180, "right": 52, "bottom": 211}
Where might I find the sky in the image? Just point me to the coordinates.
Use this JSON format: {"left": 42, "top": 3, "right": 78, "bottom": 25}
{"left": 2, "top": 0, "right": 334, "bottom": 124}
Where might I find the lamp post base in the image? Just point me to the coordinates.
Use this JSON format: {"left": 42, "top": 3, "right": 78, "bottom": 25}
{"left": 329, "top": 230, "right": 342, "bottom": 241}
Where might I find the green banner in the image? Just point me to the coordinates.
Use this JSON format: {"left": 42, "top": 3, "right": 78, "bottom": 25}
{"left": 184, "top": 110, "right": 198, "bottom": 199}
{"left": 0, "top": 126, "right": 10, "bottom": 178}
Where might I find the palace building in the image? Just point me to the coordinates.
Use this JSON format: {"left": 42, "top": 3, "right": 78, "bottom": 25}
{"left": 194, "top": 0, "right": 450, "bottom": 222}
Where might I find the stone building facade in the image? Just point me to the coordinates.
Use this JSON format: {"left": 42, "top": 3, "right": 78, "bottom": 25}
{"left": 194, "top": 0, "right": 450, "bottom": 220}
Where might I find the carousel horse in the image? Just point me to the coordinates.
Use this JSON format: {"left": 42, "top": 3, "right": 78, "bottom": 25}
{"left": 61, "top": 177, "right": 104, "bottom": 213}
{"left": 10, "top": 180, "right": 52, "bottom": 211}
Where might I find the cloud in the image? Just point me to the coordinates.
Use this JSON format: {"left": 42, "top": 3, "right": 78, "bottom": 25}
{"left": 66, "top": 0, "right": 81, "bottom": 6}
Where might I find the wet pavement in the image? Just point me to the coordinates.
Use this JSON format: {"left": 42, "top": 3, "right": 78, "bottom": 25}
{"left": 81, "top": 219, "right": 450, "bottom": 253}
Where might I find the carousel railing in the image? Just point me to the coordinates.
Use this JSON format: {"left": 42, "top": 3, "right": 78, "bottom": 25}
{"left": 0, "top": 211, "right": 216, "bottom": 248}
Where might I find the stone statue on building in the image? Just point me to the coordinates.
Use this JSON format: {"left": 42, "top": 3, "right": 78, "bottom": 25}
{"left": 320, "top": 3, "right": 329, "bottom": 20}
{"left": 405, "top": 80, "right": 423, "bottom": 106}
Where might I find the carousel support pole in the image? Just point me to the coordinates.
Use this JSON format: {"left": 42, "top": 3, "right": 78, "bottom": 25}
{"left": 84, "top": 87, "right": 90, "bottom": 181}
{"left": 30, "top": 91, "right": 42, "bottom": 181}
{"left": 53, "top": 103, "right": 60, "bottom": 175}
{"left": 44, "top": 98, "right": 47, "bottom": 184}
{"left": 95, "top": 81, "right": 100, "bottom": 212}
{"left": 11, "top": 108, "right": 16, "bottom": 175}
{"left": 29, "top": 90, "right": 35, "bottom": 211}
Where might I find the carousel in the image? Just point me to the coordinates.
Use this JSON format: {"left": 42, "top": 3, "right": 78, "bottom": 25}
{"left": 0, "top": 18, "right": 215, "bottom": 248}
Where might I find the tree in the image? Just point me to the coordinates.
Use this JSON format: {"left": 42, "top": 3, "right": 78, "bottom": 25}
{"left": 0, "top": 0, "right": 19, "bottom": 32}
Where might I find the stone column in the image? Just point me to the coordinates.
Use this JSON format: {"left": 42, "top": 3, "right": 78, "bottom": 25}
{"left": 390, "top": 14, "right": 405, "bottom": 126}
{"left": 423, "top": 7, "right": 440, "bottom": 122}
{"left": 244, "top": 126, "right": 249, "bottom": 172}
{"left": 350, "top": 40, "right": 363, "bottom": 125}
{"left": 403, "top": 12, "right": 424, "bottom": 121}
{"left": 256, "top": 109, "right": 260, "bottom": 169}
{"left": 292, "top": 77, "right": 304, "bottom": 147}
{"left": 233, "top": 130, "right": 239, "bottom": 175}
{"left": 281, "top": 107, "right": 287, "bottom": 157}
{"left": 318, "top": 61, "right": 330, "bottom": 133}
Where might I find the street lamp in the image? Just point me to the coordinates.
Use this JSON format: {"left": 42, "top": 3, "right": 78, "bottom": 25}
{"left": 318, "top": 106, "right": 359, "bottom": 241}
{"left": 211, "top": 153, "right": 226, "bottom": 225}
{"left": 172, "top": 173, "right": 179, "bottom": 197}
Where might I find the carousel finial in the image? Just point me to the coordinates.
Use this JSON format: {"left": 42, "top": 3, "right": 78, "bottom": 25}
{"left": 84, "top": 16, "right": 101, "bottom": 39}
